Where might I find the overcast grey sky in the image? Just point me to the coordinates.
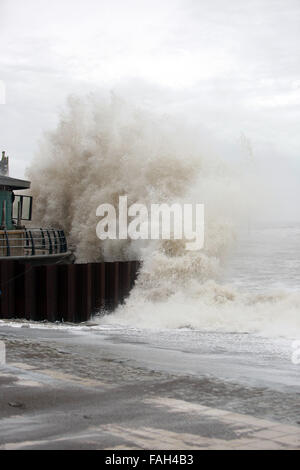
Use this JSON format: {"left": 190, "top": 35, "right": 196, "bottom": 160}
{"left": 0, "top": 0, "right": 299, "bottom": 219}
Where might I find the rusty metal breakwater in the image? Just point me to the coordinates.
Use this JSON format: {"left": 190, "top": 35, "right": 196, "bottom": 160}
{"left": 0, "top": 260, "right": 140, "bottom": 323}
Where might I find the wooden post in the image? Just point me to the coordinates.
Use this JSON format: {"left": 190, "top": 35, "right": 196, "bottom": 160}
{"left": 14, "top": 261, "right": 25, "bottom": 318}
{"left": 58, "top": 265, "right": 68, "bottom": 322}
{"left": 90, "top": 263, "right": 96, "bottom": 311}
{"left": 105, "top": 262, "right": 119, "bottom": 310}
{"left": 92, "top": 262, "right": 105, "bottom": 311}
{"left": 119, "top": 261, "right": 131, "bottom": 304}
{"left": 100, "top": 262, "right": 105, "bottom": 309}
{"left": 46, "top": 265, "right": 58, "bottom": 322}
{"left": 67, "top": 264, "right": 76, "bottom": 322}
{"left": 75, "top": 264, "right": 91, "bottom": 322}
{"left": 86, "top": 263, "right": 92, "bottom": 321}
{"left": 36, "top": 266, "right": 47, "bottom": 321}
{"left": 24, "top": 263, "right": 36, "bottom": 320}
{"left": 113, "top": 262, "right": 119, "bottom": 309}
{"left": 74, "top": 264, "right": 83, "bottom": 323}
{"left": 0, "top": 260, "right": 15, "bottom": 318}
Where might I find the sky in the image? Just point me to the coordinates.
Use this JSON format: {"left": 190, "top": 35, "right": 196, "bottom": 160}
{"left": 0, "top": 0, "right": 299, "bottom": 220}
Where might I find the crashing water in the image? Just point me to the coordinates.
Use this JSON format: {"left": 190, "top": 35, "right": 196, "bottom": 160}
{"left": 27, "top": 93, "right": 300, "bottom": 339}
{"left": 109, "top": 224, "right": 300, "bottom": 338}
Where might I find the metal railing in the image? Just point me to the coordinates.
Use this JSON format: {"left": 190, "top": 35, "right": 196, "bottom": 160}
{"left": 0, "top": 228, "right": 68, "bottom": 257}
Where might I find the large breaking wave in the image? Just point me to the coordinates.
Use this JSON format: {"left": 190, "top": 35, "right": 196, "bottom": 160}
{"left": 27, "top": 93, "right": 300, "bottom": 338}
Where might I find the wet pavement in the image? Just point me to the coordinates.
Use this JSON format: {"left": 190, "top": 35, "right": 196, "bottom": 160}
{"left": 0, "top": 323, "right": 299, "bottom": 450}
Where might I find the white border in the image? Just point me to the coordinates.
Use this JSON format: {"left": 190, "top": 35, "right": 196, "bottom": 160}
{"left": 0, "top": 340, "right": 6, "bottom": 365}
{"left": 0, "top": 80, "right": 6, "bottom": 104}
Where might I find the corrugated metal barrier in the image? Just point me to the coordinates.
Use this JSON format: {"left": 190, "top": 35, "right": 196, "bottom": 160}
{"left": 0, "top": 260, "right": 141, "bottom": 323}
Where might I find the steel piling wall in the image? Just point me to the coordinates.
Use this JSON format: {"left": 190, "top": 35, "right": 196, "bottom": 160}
{"left": 0, "top": 260, "right": 140, "bottom": 323}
